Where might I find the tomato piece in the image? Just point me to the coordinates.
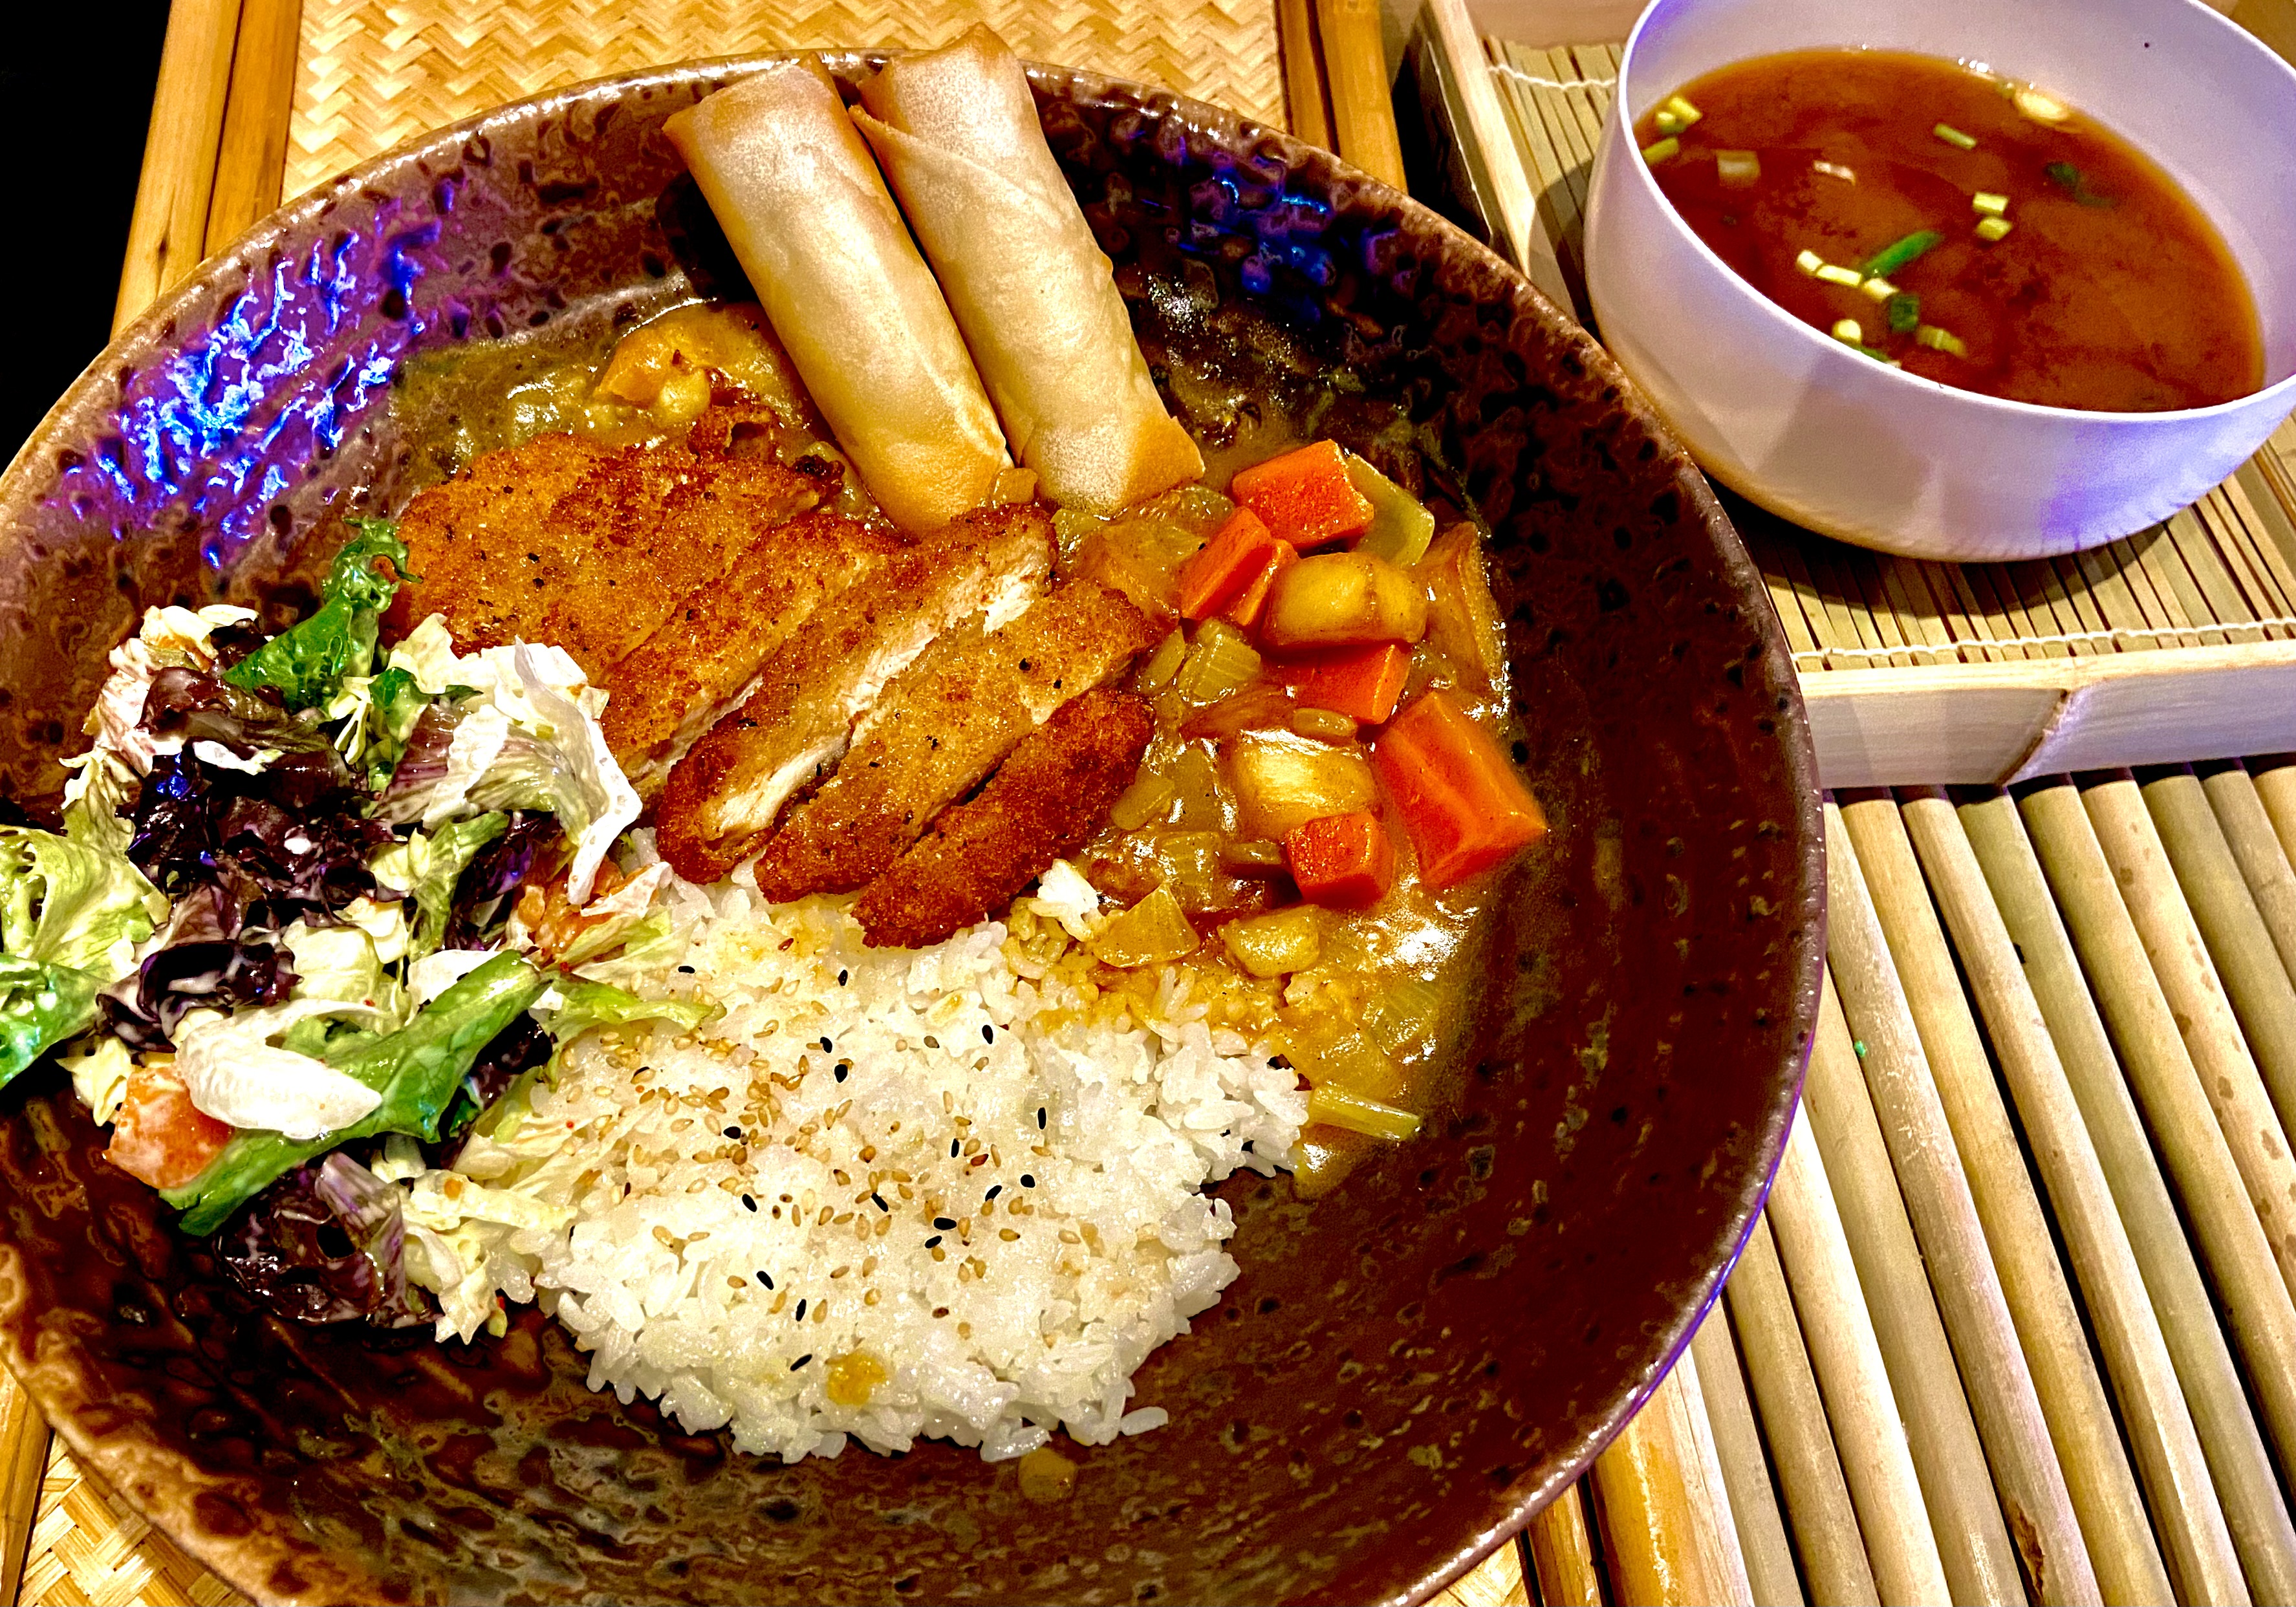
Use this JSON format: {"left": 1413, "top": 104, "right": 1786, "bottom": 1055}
{"left": 1228, "top": 441, "right": 1376, "bottom": 548}
{"left": 1370, "top": 690, "right": 1545, "bottom": 888}
{"left": 105, "top": 1062, "right": 233, "bottom": 1190}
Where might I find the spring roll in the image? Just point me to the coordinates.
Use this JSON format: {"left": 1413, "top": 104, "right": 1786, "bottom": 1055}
{"left": 854, "top": 28, "right": 1203, "bottom": 513}
{"left": 665, "top": 59, "right": 1009, "bottom": 533}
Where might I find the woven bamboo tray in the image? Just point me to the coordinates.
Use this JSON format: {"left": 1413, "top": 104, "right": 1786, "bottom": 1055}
{"left": 1424, "top": 3, "right": 2296, "bottom": 788}
{"left": 19, "top": 1, "right": 2296, "bottom": 1603}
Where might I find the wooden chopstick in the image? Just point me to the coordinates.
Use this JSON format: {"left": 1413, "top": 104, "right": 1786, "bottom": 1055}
{"left": 114, "top": 0, "right": 246, "bottom": 334}
{"left": 1765, "top": 1100, "right": 1952, "bottom": 1605}
{"left": 1273, "top": 0, "right": 1332, "bottom": 148}
{"left": 1900, "top": 790, "right": 2245, "bottom": 1605}
{"left": 1826, "top": 801, "right": 2101, "bottom": 1606}
{"left": 1313, "top": 0, "right": 1406, "bottom": 188}
{"left": 1801, "top": 969, "right": 2026, "bottom": 1606}
{"left": 1687, "top": 1310, "right": 1803, "bottom": 1607}
{"left": 1841, "top": 796, "right": 2171, "bottom": 1606}
{"left": 1965, "top": 788, "right": 2296, "bottom": 1603}
{"left": 1725, "top": 1215, "right": 1880, "bottom": 1606}
{"left": 204, "top": 0, "right": 303, "bottom": 252}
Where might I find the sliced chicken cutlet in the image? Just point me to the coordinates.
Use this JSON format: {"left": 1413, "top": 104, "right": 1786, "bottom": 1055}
{"left": 853, "top": 688, "right": 1153, "bottom": 949}
{"left": 382, "top": 433, "right": 612, "bottom": 656}
{"left": 750, "top": 578, "right": 1160, "bottom": 901}
{"left": 655, "top": 503, "right": 1056, "bottom": 884}
{"left": 387, "top": 435, "right": 820, "bottom": 680}
{"left": 600, "top": 511, "right": 904, "bottom": 793}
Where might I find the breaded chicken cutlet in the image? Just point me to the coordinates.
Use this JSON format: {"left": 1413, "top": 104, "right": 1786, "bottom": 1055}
{"left": 852, "top": 687, "right": 1153, "bottom": 949}
{"left": 750, "top": 577, "right": 1158, "bottom": 899}
{"left": 653, "top": 503, "right": 1057, "bottom": 884}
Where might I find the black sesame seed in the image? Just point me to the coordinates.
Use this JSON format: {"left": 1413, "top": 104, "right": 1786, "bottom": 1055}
{"left": 1242, "top": 1139, "right": 1257, "bottom": 1152}
{"left": 838, "top": 970, "right": 849, "bottom": 986}
{"left": 1021, "top": 1174, "right": 1035, "bottom": 1188}
{"left": 950, "top": 1139, "right": 961, "bottom": 1157}
{"left": 819, "top": 1037, "right": 834, "bottom": 1053}
{"left": 795, "top": 1299, "right": 808, "bottom": 1321}
{"left": 791, "top": 1354, "right": 812, "bottom": 1370}
{"left": 677, "top": 965, "right": 696, "bottom": 975}
{"left": 1037, "top": 1107, "right": 1047, "bottom": 1129}
{"left": 981, "top": 1024, "right": 995, "bottom": 1044}
{"left": 926, "top": 1235, "right": 942, "bottom": 1248}
{"left": 755, "top": 1269, "right": 770, "bottom": 1286}
{"left": 834, "top": 1065, "right": 848, "bottom": 1083}
{"left": 984, "top": 1185, "right": 1002, "bottom": 1202}
{"left": 723, "top": 1127, "right": 741, "bottom": 1139}
{"left": 742, "top": 1195, "right": 757, "bottom": 1212}
{"left": 872, "top": 1193, "right": 889, "bottom": 1211}
{"left": 933, "top": 1217, "right": 957, "bottom": 1230}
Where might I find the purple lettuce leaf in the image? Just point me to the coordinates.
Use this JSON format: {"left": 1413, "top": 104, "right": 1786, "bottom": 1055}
{"left": 442, "top": 811, "right": 561, "bottom": 951}
{"left": 219, "top": 1151, "right": 428, "bottom": 1328}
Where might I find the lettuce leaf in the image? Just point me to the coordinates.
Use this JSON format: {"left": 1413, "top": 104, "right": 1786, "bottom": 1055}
{"left": 371, "top": 813, "right": 509, "bottom": 958}
{"left": 222, "top": 522, "right": 412, "bottom": 711}
{"left": 0, "top": 826, "right": 166, "bottom": 980}
{"left": 0, "top": 956, "right": 102, "bottom": 1088}
{"left": 163, "top": 951, "right": 545, "bottom": 1234}
{"left": 535, "top": 976, "right": 714, "bottom": 1044}
{"left": 0, "top": 826, "right": 166, "bottom": 1087}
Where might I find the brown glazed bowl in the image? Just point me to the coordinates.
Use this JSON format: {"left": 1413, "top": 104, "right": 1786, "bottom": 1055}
{"left": 0, "top": 53, "right": 1821, "bottom": 1606}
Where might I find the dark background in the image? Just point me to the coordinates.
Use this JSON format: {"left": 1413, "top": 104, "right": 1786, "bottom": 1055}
{"left": 10, "top": 6, "right": 173, "bottom": 463}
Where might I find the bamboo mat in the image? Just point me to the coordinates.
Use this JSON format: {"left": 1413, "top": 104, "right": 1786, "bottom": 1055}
{"left": 25, "top": 1, "right": 2296, "bottom": 1604}
{"left": 1481, "top": 41, "right": 2296, "bottom": 676}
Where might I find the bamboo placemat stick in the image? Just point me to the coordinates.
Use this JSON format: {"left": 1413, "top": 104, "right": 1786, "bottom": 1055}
{"left": 1841, "top": 796, "right": 2170, "bottom": 1606}
{"left": 114, "top": 0, "right": 244, "bottom": 334}
{"left": 2018, "top": 781, "right": 2296, "bottom": 1460}
{"left": 1592, "top": 1363, "right": 1750, "bottom": 1606}
{"left": 1766, "top": 1105, "right": 1953, "bottom": 1606}
{"left": 1526, "top": 1482, "right": 1605, "bottom": 1607}
{"left": 2202, "top": 764, "right": 2296, "bottom": 982}
{"left": 204, "top": 0, "right": 301, "bottom": 248}
{"left": 1825, "top": 802, "right": 2098, "bottom": 1606}
{"left": 1672, "top": 1346, "right": 1756, "bottom": 1607}
{"left": 1314, "top": 0, "right": 1405, "bottom": 188}
{"left": 1802, "top": 972, "right": 2028, "bottom": 1606}
{"left": 1726, "top": 1214, "right": 1879, "bottom": 1607}
{"left": 2081, "top": 775, "right": 2296, "bottom": 1286}
{"left": 1429, "top": 1537, "right": 1532, "bottom": 1607}
{"left": 2144, "top": 769, "right": 2296, "bottom": 1127}
{"left": 0, "top": 1371, "right": 45, "bottom": 1607}
{"left": 1966, "top": 789, "right": 2296, "bottom": 1604}
{"left": 2257, "top": 760, "right": 2296, "bottom": 869}
{"left": 1689, "top": 1310, "right": 1803, "bottom": 1607}
{"left": 1273, "top": 0, "right": 1332, "bottom": 149}
{"left": 1899, "top": 791, "right": 2244, "bottom": 1606}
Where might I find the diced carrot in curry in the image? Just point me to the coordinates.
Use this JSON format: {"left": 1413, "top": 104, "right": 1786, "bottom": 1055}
{"left": 1227, "top": 440, "right": 1375, "bottom": 548}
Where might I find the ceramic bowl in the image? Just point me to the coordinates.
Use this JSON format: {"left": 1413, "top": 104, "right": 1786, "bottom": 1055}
{"left": 0, "top": 54, "right": 1821, "bottom": 1604}
{"left": 1583, "top": 0, "right": 2296, "bottom": 559}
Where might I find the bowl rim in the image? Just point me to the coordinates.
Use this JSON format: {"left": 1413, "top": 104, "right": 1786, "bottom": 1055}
{"left": 1609, "top": 0, "right": 2296, "bottom": 426}
{"left": 1, "top": 47, "right": 1823, "bottom": 1607}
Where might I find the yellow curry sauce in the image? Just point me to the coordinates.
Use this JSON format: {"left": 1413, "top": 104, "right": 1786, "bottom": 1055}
{"left": 390, "top": 301, "right": 1535, "bottom": 1198}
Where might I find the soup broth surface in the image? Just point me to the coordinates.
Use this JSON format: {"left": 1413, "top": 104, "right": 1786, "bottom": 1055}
{"left": 1635, "top": 48, "right": 2264, "bottom": 411}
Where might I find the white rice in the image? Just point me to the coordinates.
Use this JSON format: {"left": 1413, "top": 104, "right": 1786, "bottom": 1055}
{"left": 394, "top": 869, "right": 1305, "bottom": 1463}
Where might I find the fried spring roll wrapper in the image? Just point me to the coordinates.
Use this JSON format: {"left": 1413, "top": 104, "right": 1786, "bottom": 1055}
{"left": 854, "top": 28, "right": 1203, "bottom": 513}
{"left": 665, "top": 60, "right": 1009, "bottom": 533}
